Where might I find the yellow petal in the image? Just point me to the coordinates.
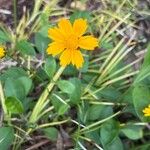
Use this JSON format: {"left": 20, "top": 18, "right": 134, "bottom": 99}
{"left": 71, "top": 50, "right": 84, "bottom": 68}
{"left": 48, "top": 27, "right": 64, "bottom": 42}
{"left": 79, "top": 36, "right": 98, "bottom": 50}
{"left": 58, "top": 18, "right": 73, "bottom": 35}
{"left": 47, "top": 42, "right": 65, "bottom": 56}
{"left": 60, "top": 49, "right": 84, "bottom": 68}
{"left": 60, "top": 50, "right": 72, "bottom": 66}
{"left": 0, "top": 47, "right": 5, "bottom": 58}
{"left": 143, "top": 105, "right": 150, "bottom": 117}
{"left": 73, "top": 18, "right": 87, "bottom": 37}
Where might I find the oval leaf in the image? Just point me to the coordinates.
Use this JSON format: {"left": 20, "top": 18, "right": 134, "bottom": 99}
{"left": 44, "top": 57, "right": 56, "bottom": 78}
{"left": 121, "top": 125, "right": 143, "bottom": 140}
{"left": 4, "top": 78, "right": 25, "bottom": 100}
{"left": 17, "top": 76, "right": 32, "bottom": 95}
{"left": 43, "top": 127, "right": 58, "bottom": 141}
{"left": 0, "top": 127, "right": 14, "bottom": 150}
{"left": 133, "top": 84, "right": 150, "bottom": 122}
{"left": 57, "top": 80, "right": 75, "bottom": 94}
{"left": 17, "top": 40, "right": 35, "bottom": 56}
{"left": 5, "top": 97, "right": 24, "bottom": 114}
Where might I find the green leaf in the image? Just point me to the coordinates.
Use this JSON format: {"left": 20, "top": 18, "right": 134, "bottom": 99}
{"left": 100, "top": 119, "right": 119, "bottom": 145}
{"left": 70, "top": 11, "right": 92, "bottom": 22}
{"left": 5, "top": 97, "right": 24, "bottom": 114}
{"left": 57, "top": 80, "right": 75, "bottom": 94}
{"left": 58, "top": 104, "right": 70, "bottom": 115}
{"left": 4, "top": 76, "right": 32, "bottom": 100}
{"left": 133, "top": 84, "right": 150, "bottom": 122}
{"left": 142, "top": 44, "right": 150, "bottom": 68}
{"left": 101, "top": 41, "right": 114, "bottom": 49}
{"left": 44, "top": 57, "right": 56, "bottom": 78}
{"left": 17, "top": 76, "right": 32, "bottom": 95}
{"left": 39, "top": 25, "right": 52, "bottom": 37}
{"left": 96, "top": 87, "right": 121, "bottom": 101}
{"left": 17, "top": 40, "right": 35, "bottom": 56}
{"left": 121, "top": 125, "right": 143, "bottom": 140}
{"left": 0, "top": 67, "right": 27, "bottom": 82}
{"left": 4, "top": 78, "right": 25, "bottom": 101}
{"left": 78, "top": 102, "right": 89, "bottom": 123}
{"left": 122, "top": 87, "right": 133, "bottom": 104}
{"left": 36, "top": 68, "right": 49, "bottom": 81}
{"left": 134, "top": 45, "right": 150, "bottom": 84}
{"left": 134, "top": 66, "right": 150, "bottom": 84}
{"left": 22, "top": 97, "right": 33, "bottom": 112}
{"left": 87, "top": 105, "right": 113, "bottom": 121}
{"left": 100, "top": 120, "right": 123, "bottom": 150}
{"left": 104, "top": 137, "right": 123, "bottom": 150}
{"left": 40, "top": 13, "right": 50, "bottom": 26}
{"left": 0, "top": 30, "right": 10, "bottom": 43}
{"left": 69, "top": 78, "right": 81, "bottom": 104}
{"left": 43, "top": 127, "right": 58, "bottom": 141}
{"left": 0, "top": 127, "right": 14, "bottom": 150}
{"left": 81, "top": 56, "right": 89, "bottom": 73}
{"left": 85, "top": 129, "right": 101, "bottom": 145}
{"left": 63, "top": 66, "right": 78, "bottom": 76}
{"left": 51, "top": 94, "right": 70, "bottom": 115}
{"left": 34, "top": 32, "right": 50, "bottom": 53}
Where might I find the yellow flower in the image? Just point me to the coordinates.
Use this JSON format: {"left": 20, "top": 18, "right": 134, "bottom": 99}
{"left": 0, "top": 46, "right": 5, "bottom": 58}
{"left": 47, "top": 18, "right": 98, "bottom": 68}
{"left": 143, "top": 105, "right": 150, "bottom": 117}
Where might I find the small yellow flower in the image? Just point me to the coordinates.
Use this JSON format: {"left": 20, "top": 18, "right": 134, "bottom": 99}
{"left": 143, "top": 105, "right": 150, "bottom": 117}
{"left": 0, "top": 46, "right": 5, "bottom": 58}
{"left": 47, "top": 18, "right": 98, "bottom": 68}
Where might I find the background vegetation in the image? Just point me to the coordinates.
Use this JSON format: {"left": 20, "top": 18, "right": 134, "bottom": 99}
{"left": 0, "top": 0, "right": 150, "bottom": 149}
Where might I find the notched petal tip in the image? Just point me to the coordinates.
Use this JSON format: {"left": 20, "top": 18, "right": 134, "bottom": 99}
{"left": 48, "top": 27, "right": 65, "bottom": 42}
{"left": 58, "top": 18, "right": 73, "bottom": 34}
{"left": 73, "top": 18, "right": 87, "bottom": 37}
{"left": 59, "top": 50, "right": 71, "bottom": 67}
{"left": 71, "top": 50, "right": 84, "bottom": 69}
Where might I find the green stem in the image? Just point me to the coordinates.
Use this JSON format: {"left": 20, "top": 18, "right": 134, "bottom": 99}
{"left": 0, "top": 81, "right": 8, "bottom": 119}
{"left": 27, "top": 0, "right": 43, "bottom": 26}
{"left": 35, "top": 119, "right": 69, "bottom": 130}
{"left": 32, "top": 0, "right": 42, "bottom": 16}
{"left": 27, "top": 56, "right": 31, "bottom": 75}
{"left": 80, "top": 111, "right": 121, "bottom": 132}
{"left": 15, "top": 128, "right": 32, "bottom": 150}
{"left": 13, "top": 0, "right": 18, "bottom": 51}
{"left": 16, "top": 119, "right": 68, "bottom": 149}
{"left": 29, "top": 66, "right": 65, "bottom": 124}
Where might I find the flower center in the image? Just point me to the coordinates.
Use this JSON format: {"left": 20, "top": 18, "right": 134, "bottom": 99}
{"left": 65, "top": 34, "right": 78, "bottom": 50}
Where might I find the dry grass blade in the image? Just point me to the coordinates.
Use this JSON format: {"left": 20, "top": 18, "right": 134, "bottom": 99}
{"left": 25, "top": 139, "right": 50, "bottom": 150}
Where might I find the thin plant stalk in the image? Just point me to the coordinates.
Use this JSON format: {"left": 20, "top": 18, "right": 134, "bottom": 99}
{"left": 0, "top": 81, "right": 8, "bottom": 119}
{"left": 80, "top": 111, "right": 121, "bottom": 132}
{"left": 35, "top": 119, "right": 69, "bottom": 129}
{"left": 29, "top": 66, "right": 65, "bottom": 124}
{"left": 13, "top": 0, "right": 17, "bottom": 49}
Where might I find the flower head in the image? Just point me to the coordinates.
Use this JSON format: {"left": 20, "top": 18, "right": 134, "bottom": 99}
{"left": 0, "top": 46, "right": 5, "bottom": 58}
{"left": 143, "top": 104, "right": 150, "bottom": 117}
{"left": 47, "top": 18, "right": 98, "bottom": 68}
